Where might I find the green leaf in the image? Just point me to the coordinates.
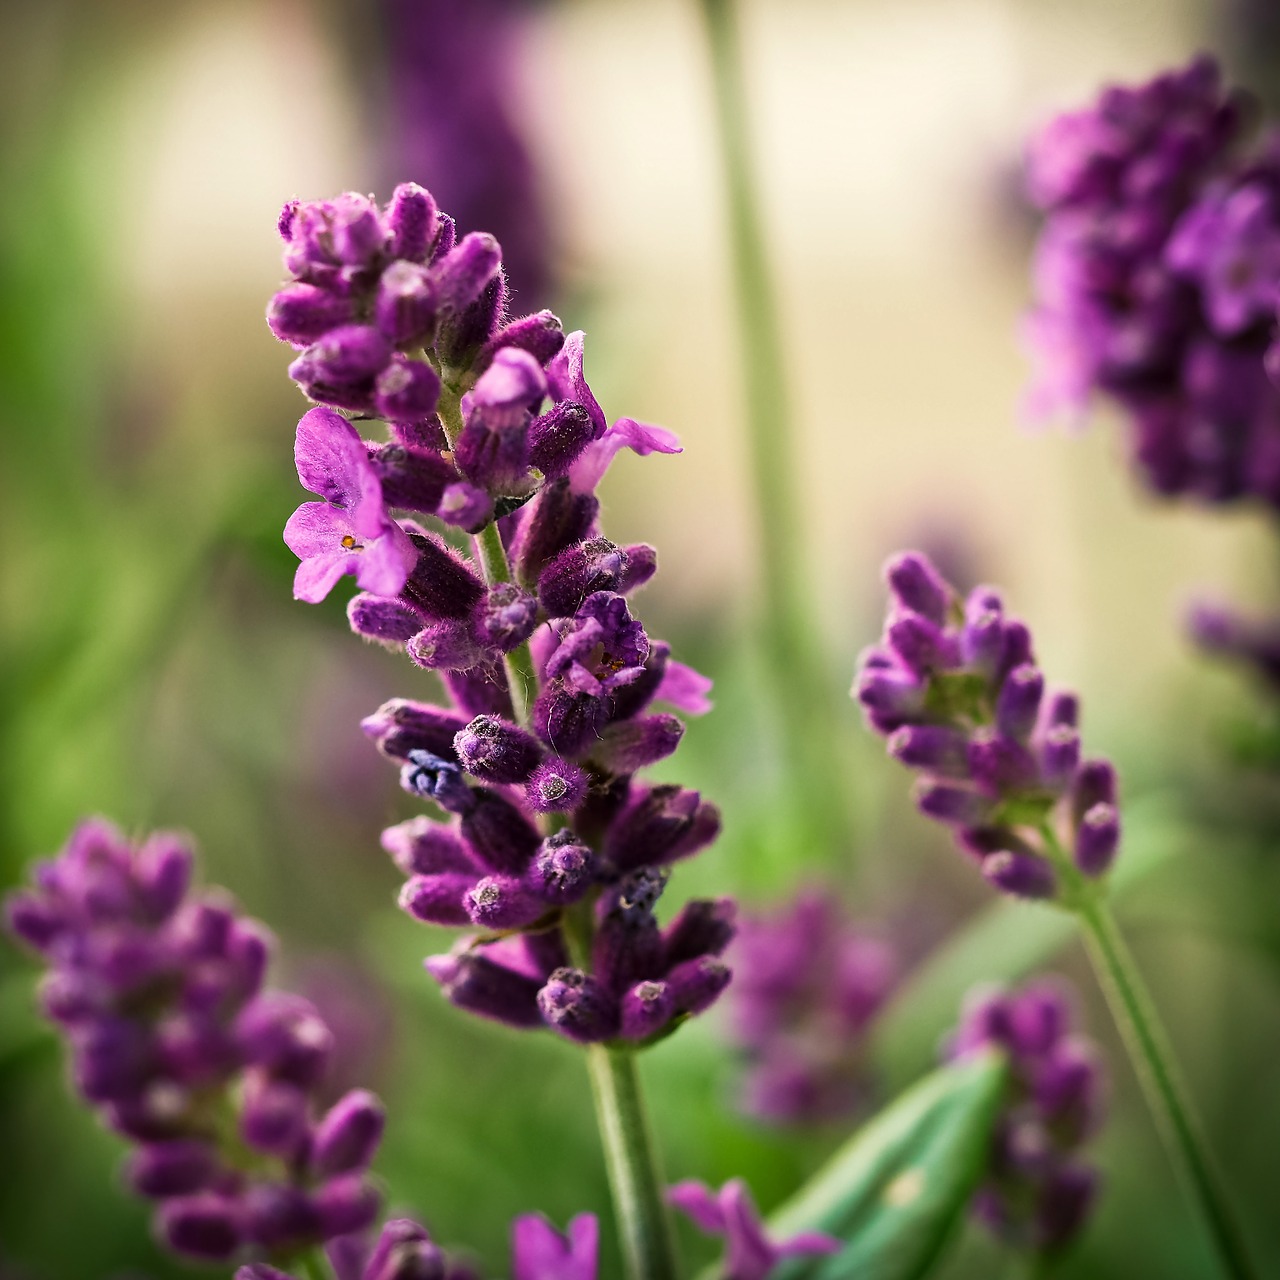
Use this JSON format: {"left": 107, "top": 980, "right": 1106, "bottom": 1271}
{"left": 762, "top": 1053, "right": 1006, "bottom": 1280}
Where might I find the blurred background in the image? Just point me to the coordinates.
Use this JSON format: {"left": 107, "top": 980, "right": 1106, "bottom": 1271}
{"left": 2, "top": 0, "right": 1278, "bottom": 1276}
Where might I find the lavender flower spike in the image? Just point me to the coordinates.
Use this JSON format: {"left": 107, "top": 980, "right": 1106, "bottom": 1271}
{"left": 668, "top": 1178, "right": 840, "bottom": 1280}
{"left": 855, "top": 551, "right": 1121, "bottom": 899}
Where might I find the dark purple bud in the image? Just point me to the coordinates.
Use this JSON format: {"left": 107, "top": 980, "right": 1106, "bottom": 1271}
{"left": 1075, "top": 802, "right": 1119, "bottom": 876}
{"left": 1071, "top": 760, "right": 1118, "bottom": 824}
{"left": 407, "top": 619, "right": 483, "bottom": 671}
{"left": 466, "top": 876, "right": 546, "bottom": 929}
{"left": 531, "top": 687, "right": 613, "bottom": 759}
{"left": 539, "top": 538, "right": 628, "bottom": 617}
{"left": 401, "top": 751, "right": 476, "bottom": 814}
{"left": 430, "top": 213, "right": 457, "bottom": 261}
{"left": 525, "top": 758, "right": 590, "bottom": 814}
{"left": 313, "top": 1173, "right": 380, "bottom": 1238}
{"left": 38, "top": 970, "right": 104, "bottom": 1024}
{"left": 169, "top": 896, "right": 234, "bottom": 961}
{"left": 454, "top": 414, "right": 531, "bottom": 495}
{"left": 995, "top": 621, "right": 1035, "bottom": 685}
{"left": 967, "top": 728, "right": 1039, "bottom": 795}
{"left": 620, "top": 980, "right": 674, "bottom": 1040}
{"left": 227, "top": 921, "right": 272, "bottom": 1004}
{"left": 399, "top": 874, "right": 475, "bottom": 927}
{"left": 158, "top": 1011, "right": 234, "bottom": 1086}
{"left": 513, "top": 478, "right": 599, "bottom": 585}
{"left": 961, "top": 605, "right": 1006, "bottom": 677}
{"left": 311, "top": 1088, "right": 385, "bottom": 1177}
{"left": 243, "top": 1183, "right": 323, "bottom": 1250}
{"left": 885, "top": 552, "right": 953, "bottom": 625}
{"left": 460, "top": 789, "right": 542, "bottom": 874}
{"left": 434, "top": 232, "right": 503, "bottom": 314}
{"left": 159, "top": 1193, "right": 243, "bottom": 1261}
{"left": 886, "top": 612, "right": 955, "bottom": 676}
{"left": 386, "top": 182, "right": 438, "bottom": 261}
{"left": 289, "top": 325, "right": 390, "bottom": 406}
{"left": 364, "top": 1219, "right": 449, "bottom": 1280}
{"left": 401, "top": 533, "right": 485, "bottom": 619}
{"left": 888, "top": 725, "right": 970, "bottom": 777}
{"left": 125, "top": 1139, "right": 217, "bottom": 1198}
{"left": 529, "top": 401, "right": 595, "bottom": 479}
{"left": 996, "top": 664, "right": 1044, "bottom": 741}
{"left": 437, "top": 480, "right": 494, "bottom": 533}
{"left": 442, "top": 663, "right": 514, "bottom": 720}
{"left": 528, "top": 830, "right": 597, "bottom": 904}
{"left": 6, "top": 891, "right": 63, "bottom": 950}
{"left": 1039, "top": 725, "right": 1081, "bottom": 789}
{"left": 915, "top": 780, "right": 993, "bottom": 826}
{"left": 590, "top": 714, "right": 685, "bottom": 773}
{"left": 437, "top": 271, "right": 507, "bottom": 371}
{"left": 522, "top": 927, "right": 570, "bottom": 977}
{"left": 390, "top": 415, "right": 448, "bottom": 451}
{"left": 72, "top": 1017, "right": 154, "bottom": 1101}
{"left": 277, "top": 199, "right": 299, "bottom": 242}
{"left": 425, "top": 949, "right": 544, "bottom": 1027}
{"left": 981, "top": 850, "right": 1056, "bottom": 900}
{"left": 239, "top": 1074, "right": 311, "bottom": 1156}
{"left": 537, "top": 968, "right": 619, "bottom": 1042}
{"left": 593, "top": 876, "right": 664, "bottom": 995}
{"left": 361, "top": 698, "right": 468, "bottom": 761}
{"left": 329, "top": 193, "right": 387, "bottom": 267}
{"left": 472, "top": 582, "right": 538, "bottom": 653}
{"left": 1007, "top": 981, "right": 1069, "bottom": 1056}
{"left": 454, "top": 715, "right": 543, "bottom": 784}
{"left": 348, "top": 594, "right": 424, "bottom": 645}
{"left": 1045, "top": 692, "right": 1079, "bottom": 728}
{"left": 663, "top": 898, "right": 737, "bottom": 968}
{"left": 235, "top": 993, "right": 332, "bottom": 1087}
{"left": 375, "top": 262, "right": 439, "bottom": 346}
{"left": 1036, "top": 1163, "right": 1098, "bottom": 1251}
{"left": 470, "top": 348, "right": 547, "bottom": 426}
{"left": 605, "top": 785, "right": 721, "bottom": 873}
{"left": 267, "top": 283, "right": 354, "bottom": 346}
{"left": 132, "top": 834, "right": 192, "bottom": 920}
{"left": 1036, "top": 1041, "right": 1105, "bottom": 1143}
{"left": 381, "top": 817, "right": 477, "bottom": 875}
{"left": 477, "top": 310, "right": 566, "bottom": 372}
{"left": 106, "top": 1081, "right": 191, "bottom": 1141}
{"left": 666, "top": 956, "right": 732, "bottom": 1015}
{"left": 949, "top": 987, "right": 1014, "bottom": 1057}
{"left": 617, "top": 544, "right": 658, "bottom": 595}
{"left": 374, "top": 360, "right": 443, "bottom": 427}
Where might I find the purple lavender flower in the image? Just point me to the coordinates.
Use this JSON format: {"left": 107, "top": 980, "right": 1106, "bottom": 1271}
{"left": 1022, "top": 56, "right": 1280, "bottom": 508}
{"left": 1188, "top": 598, "right": 1280, "bottom": 691}
{"left": 510, "top": 1211, "right": 598, "bottom": 1280}
{"left": 944, "top": 980, "right": 1107, "bottom": 1255}
{"left": 5, "top": 820, "right": 384, "bottom": 1265}
{"left": 667, "top": 1179, "right": 840, "bottom": 1280}
{"left": 855, "top": 552, "right": 1121, "bottom": 899}
{"left": 726, "top": 888, "right": 897, "bottom": 1124}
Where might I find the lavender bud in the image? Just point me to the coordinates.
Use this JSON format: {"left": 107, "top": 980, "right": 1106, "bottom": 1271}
{"left": 454, "top": 411, "right": 531, "bottom": 495}
{"left": 267, "top": 283, "right": 354, "bottom": 347}
{"left": 386, "top": 182, "right": 438, "bottom": 261}
{"left": 666, "top": 956, "right": 732, "bottom": 1015}
{"left": 885, "top": 552, "right": 952, "bottom": 624}
{"left": 995, "top": 665, "right": 1044, "bottom": 741}
{"left": 620, "top": 980, "right": 674, "bottom": 1040}
{"left": 238, "top": 1074, "right": 310, "bottom": 1157}
{"left": 1044, "top": 692, "right": 1079, "bottom": 728}
{"left": 460, "top": 789, "right": 542, "bottom": 874}
{"left": 529, "top": 401, "right": 595, "bottom": 478}
{"left": 72, "top": 1017, "right": 154, "bottom": 1101}
{"left": 401, "top": 751, "right": 476, "bottom": 814}
{"left": 1075, "top": 802, "right": 1120, "bottom": 876}
{"left": 437, "top": 480, "right": 494, "bottom": 533}
{"left": 1036, "top": 1041, "right": 1105, "bottom": 1143}
{"left": 425, "top": 950, "right": 544, "bottom": 1028}
{"left": 373, "top": 359, "right": 443, "bottom": 426}
{"left": 134, "top": 834, "right": 193, "bottom": 920}
{"left": 160, "top": 1194, "right": 244, "bottom": 1260}
{"left": 434, "top": 233, "right": 503, "bottom": 314}
{"left": 887, "top": 613, "right": 955, "bottom": 675}
{"left": 888, "top": 725, "right": 970, "bottom": 777}
{"left": 430, "top": 213, "right": 457, "bottom": 261}
{"left": 915, "top": 781, "right": 993, "bottom": 826}
{"left": 365, "top": 1221, "right": 449, "bottom": 1280}
{"left": 348, "top": 594, "right": 424, "bottom": 645}
{"left": 313, "top": 1173, "right": 380, "bottom": 1238}
{"left": 1039, "top": 724, "right": 1081, "bottom": 789}
{"left": 853, "top": 662, "right": 926, "bottom": 731}
{"left": 1036, "top": 1163, "right": 1097, "bottom": 1251}
{"left": 401, "top": 533, "right": 485, "bottom": 619}
{"left": 967, "top": 729, "right": 1039, "bottom": 795}
{"left": 961, "top": 604, "right": 1006, "bottom": 676}
{"left": 605, "top": 785, "right": 722, "bottom": 873}
{"left": 591, "top": 714, "right": 685, "bottom": 773}
{"left": 235, "top": 994, "right": 332, "bottom": 1087}
{"left": 981, "top": 850, "right": 1056, "bottom": 900}
{"left": 477, "top": 310, "right": 566, "bottom": 372}
{"left": 399, "top": 874, "right": 475, "bottom": 927}
{"left": 617, "top": 544, "right": 658, "bottom": 595}
{"left": 1007, "top": 982, "right": 1069, "bottom": 1056}
{"left": 454, "top": 715, "right": 543, "bottom": 784}
{"left": 407, "top": 619, "right": 484, "bottom": 670}
{"left": 361, "top": 699, "right": 468, "bottom": 761}
{"left": 311, "top": 1089, "right": 385, "bottom": 1177}
{"left": 525, "top": 758, "right": 590, "bottom": 814}
{"left": 537, "top": 968, "right": 619, "bottom": 1042}
{"left": 528, "top": 831, "right": 597, "bottom": 904}
{"left": 472, "top": 583, "right": 538, "bottom": 653}
{"left": 1071, "top": 761, "right": 1118, "bottom": 824}
{"left": 442, "top": 663, "right": 514, "bottom": 720}
{"left": 243, "top": 1184, "right": 322, "bottom": 1251}
{"left": 125, "top": 1139, "right": 218, "bottom": 1198}
{"left": 513, "top": 478, "right": 599, "bottom": 585}
{"left": 995, "top": 622, "right": 1035, "bottom": 685}
{"left": 381, "top": 818, "right": 477, "bottom": 876}
{"left": 663, "top": 899, "right": 737, "bottom": 968}
{"left": 466, "top": 876, "right": 546, "bottom": 929}
{"left": 437, "top": 272, "right": 506, "bottom": 370}
{"left": 289, "top": 325, "right": 390, "bottom": 406}
{"left": 471, "top": 348, "right": 547, "bottom": 426}
{"left": 374, "top": 262, "right": 439, "bottom": 346}
{"left": 538, "top": 538, "right": 628, "bottom": 617}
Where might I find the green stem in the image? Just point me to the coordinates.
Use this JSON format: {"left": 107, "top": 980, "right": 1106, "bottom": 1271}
{"left": 436, "top": 379, "right": 536, "bottom": 727}
{"left": 1078, "top": 897, "right": 1258, "bottom": 1279}
{"left": 696, "top": 0, "right": 850, "bottom": 851}
{"left": 586, "top": 1043, "right": 681, "bottom": 1280}
{"left": 298, "top": 1251, "right": 330, "bottom": 1280}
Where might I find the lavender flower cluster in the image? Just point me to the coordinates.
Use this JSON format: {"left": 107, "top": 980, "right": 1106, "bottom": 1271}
{"left": 855, "top": 552, "right": 1121, "bottom": 901}
{"left": 5, "top": 820, "right": 384, "bottom": 1265}
{"left": 1024, "top": 55, "right": 1280, "bottom": 507}
{"left": 268, "top": 185, "right": 733, "bottom": 1045}
{"left": 726, "top": 889, "right": 897, "bottom": 1124}
{"left": 945, "top": 981, "right": 1106, "bottom": 1255}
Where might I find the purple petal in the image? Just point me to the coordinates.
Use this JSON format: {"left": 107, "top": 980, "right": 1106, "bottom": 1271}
{"left": 654, "top": 659, "right": 713, "bottom": 715}
{"left": 284, "top": 501, "right": 357, "bottom": 560}
{"left": 545, "top": 331, "right": 606, "bottom": 436}
{"left": 512, "top": 1212, "right": 598, "bottom": 1280}
{"left": 569, "top": 418, "right": 682, "bottom": 493}
{"left": 353, "top": 523, "right": 417, "bottom": 597}
{"left": 294, "top": 407, "right": 368, "bottom": 506}
{"left": 293, "top": 550, "right": 359, "bottom": 603}
{"left": 667, "top": 1180, "right": 727, "bottom": 1234}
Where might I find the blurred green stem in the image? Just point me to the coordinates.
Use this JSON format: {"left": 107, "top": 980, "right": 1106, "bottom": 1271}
{"left": 697, "top": 0, "right": 850, "bottom": 848}
{"left": 1075, "top": 896, "right": 1258, "bottom": 1280}
{"left": 436, "top": 381, "right": 536, "bottom": 725}
{"left": 299, "top": 1251, "right": 329, "bottom": 1280}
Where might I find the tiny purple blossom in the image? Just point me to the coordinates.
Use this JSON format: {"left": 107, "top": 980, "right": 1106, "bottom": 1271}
{"left": 668, "top": 1179, "right": 840, "bottom": 1280}
{"left": 511, "top": 1212, "right": 598, "bottom": 1280}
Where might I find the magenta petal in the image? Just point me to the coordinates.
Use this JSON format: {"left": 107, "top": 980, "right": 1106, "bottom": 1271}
{"left": 546, "top": 330, "right": 606, "bottom": 436}
{"left": 512, "top": 1212, "right": 598, "bottom": 1280}
{"left": 294, "top": 551, "right": 358, "bottom": 603}
{"left": 655, "top": 659, "right": 713, "bottom": 715}
{"left": 294, "top": 407, "right": 368, "bottom": 506}
{"left": 666, "top": 1181, "right": 726, "bottom": 1234}
{"left": 351, "top": 459, "right": 393, "bottom": 540}
{"left": 353, "top": 524, "right": 417, "bottom": 597}
{"left": 570, "top": 418, "right": 682, "bottom": 493}
{"left": 284, "top": 501, "right": 355, "bottom": 559}
{"left": 777, "top": 1231, "right": 843, "bottom": 1259}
